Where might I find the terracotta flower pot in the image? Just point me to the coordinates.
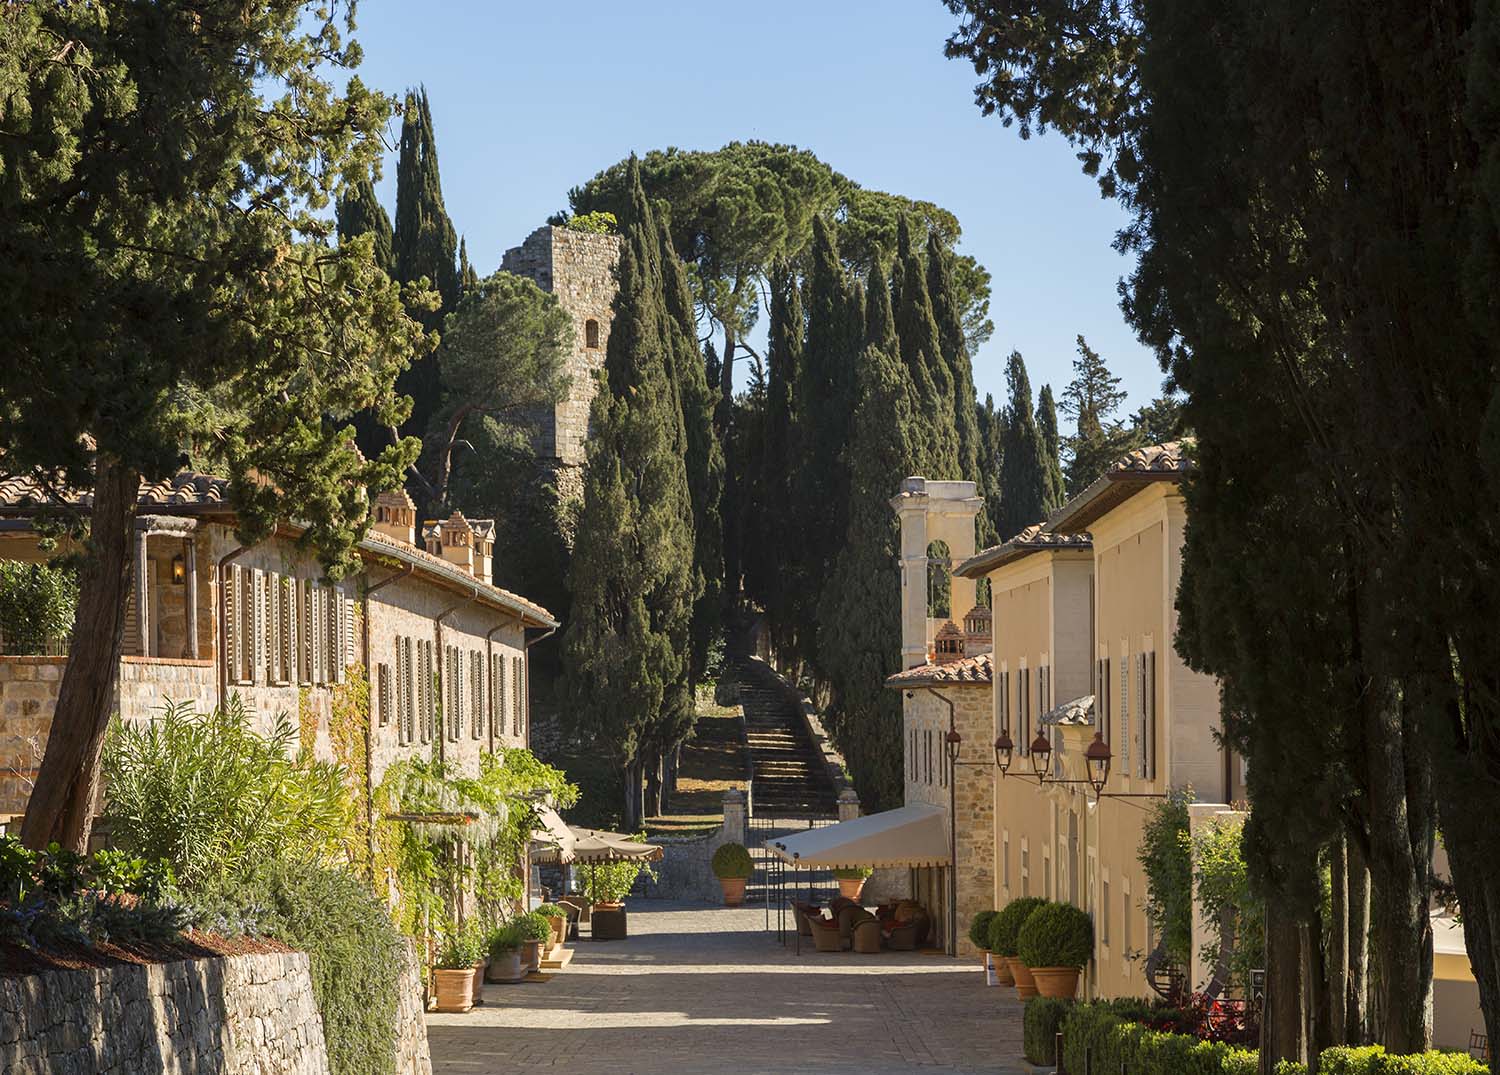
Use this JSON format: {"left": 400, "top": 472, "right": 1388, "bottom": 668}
{"left": 992, "top": 953, "right": 1015, "bottom": 986}
{"left": 485, "top": 949, "right": 524, "bottom": 983}
{"left": 720, "top": 876, "right": 747, "bottom": 906}
{"left": 471, "top": 962, "right": 485, "bottom": 1006}
{"left": 522, "top": 938, "right": 544, "bottom": 972}
{"left": 1007, "top": 956, "right": 1038, "bottom": 999}
{"left": 546, "top": 915, "right": 567, "bottom": 954}
{"left": 433, "top": 968, "right": 475, "bottom": 1013}
{"left": 837, "top": 877, "right": 867, "bottom": 900}
{"left": 1030, "top": 966, "right": 1081, "bottom": 1000}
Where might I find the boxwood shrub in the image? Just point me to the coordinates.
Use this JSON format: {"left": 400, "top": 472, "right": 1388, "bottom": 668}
{"left": 968, "top": 910, "right": 998, "bottom": 951}
{"left": 988, "top": 896, "right": 1048, "bottom": 957}
{"left": 711, "top": 842, "right": 754, "bottom": 879}
{"left": 1060, "top": 1000, "right": 1259, "bottom": 1075}
{"left": 1017, "top": 900, "right": 1093, "bottom": 968}
{"left": 1319, "top": 1046, "right": 1488, "bottom": 1074}
{"left": 1024, "top": 996, "right": 1074, "bottom": 1065}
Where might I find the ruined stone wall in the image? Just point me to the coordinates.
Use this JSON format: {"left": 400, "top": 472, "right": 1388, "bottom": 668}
{"left": 0, "top": 950, "right": 328, "bottom": 1074}
{"left": 500, "top": 225, "right": 621, "bottom": 470}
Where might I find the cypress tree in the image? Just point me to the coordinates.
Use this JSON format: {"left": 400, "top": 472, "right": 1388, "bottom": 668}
{"left": 458, "top": 237, "right": 479, "bottom": 296}
{"left": 1037, "top": 383, "right": 1067, "bottom": 507}
{"left": 561, "top": 157, "right": 696, "bottom": 829}
{"left": 926, "top": 230, "right": 982, "bottom": 484}
{"left": 975, "top": 393, "right": 1006, "bottom": 547}
{"left": 995, "top": 352, "right": 1058, "bottom": 541}
{"left": 894, "top": 218, "right": 959, "bottom": 478}
{"left": 658, "top": 212, "right": 725, "bottom": 695}
{"left": 391, "top": 88, "right": 459, "bottom": 464}
{"left": 817, "top": 259, "right": 918, "bottom": 812}
{"left": 335, "top": 174, "right": 394, "bottom": 277}
{"left": 786, "top": 216, "right": 862, "bottom": 667}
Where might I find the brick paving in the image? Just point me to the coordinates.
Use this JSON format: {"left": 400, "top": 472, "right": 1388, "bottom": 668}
{"left": 426, "top": 901, "right": 1035, "bottom": 1074}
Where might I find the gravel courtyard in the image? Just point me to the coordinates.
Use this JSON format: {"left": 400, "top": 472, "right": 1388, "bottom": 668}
{"left": 426, "top": 901, "right": 1035, "bottom": 1074}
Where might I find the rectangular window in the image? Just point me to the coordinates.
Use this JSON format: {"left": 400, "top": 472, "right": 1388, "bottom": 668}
{"left": 326, "top": 586, "right": 341, "bottom": 684}
{"left": 395, "top": 639, "right": 409, "bottom": 743}
{"left": 520, "top": 659, "right": 527, "bottom": 738}
{"left": 1021, "top": 840, "right": 1030, "bottom": 898}
{"left": 1100, "top": 657, "right": 1112, "bottom": 744}
{"left": 298, "top": 581, "right": 312, "bottom": 685}
{"left": 1136, "top": 653, "right": 1148, "bottom": 779}
{"left": 1146, "top": 651, "right": 1158, "bottom": 779}
{"left": 419, "top": 640, "right": 433, "bottom": 743}
{"left": 1119, "top": 646, "right": 1130, "bottom": 770}
{"left": 1123, "top": 880, "right": 1133, "bottom": 970}
{"left": 266, "top": 573, "right": 280, "bottom": 685}
{"left": 1102, "top": 876, "right": 1112, "bottom": 946}
{"left": 224, "top": 566, "right": 240, "bottom": 684}
{"left": 309, "top": 584, "right": 323, "bottom": 685}
{"left": 470, "top": 652, "right": 484, "bottom": 740}
{"left": 512, "top": 656, "right": 522, "bottom": 738}
{"left": 1002, "top": 830, "right": 1011, "bottom": 890}
{"left": 1019, "top": 667, "right": 1031, "bottom": 756}
{"left": 251, "top": 568, "right": 266, "bottom": 686}
{"left": 279, "top": 577, "right": 294, "bottom": 685}
{"left": 341, "top": 595, "right": 354, "bottom": 684}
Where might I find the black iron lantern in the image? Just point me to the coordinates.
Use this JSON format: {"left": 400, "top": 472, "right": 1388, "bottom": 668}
{"left": 1085, "top": 731, "right": 1112, "bottom": 797}
{"left": 944, "top": 729, "right": 962, "bottom": 763}
{"left": 170, "top": 553, "right": 186, "bottom": 585}
{"left": 993, "top": 730, "right": 1014, "bottom": 774}
{"left": 1029, "top": 731, "right": 1052, "bottom": 781}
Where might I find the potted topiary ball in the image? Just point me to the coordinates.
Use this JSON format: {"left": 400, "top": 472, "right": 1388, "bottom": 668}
{"left": 989, "top": 897, "right": 1050, "bottom": 999}
{"left": 515, "top": 911, "right": 553, "bottom": 972}
{"left": 1016, "top": 901, "right": 1093, "bottom": 999}
{"left": 968, "top": 910, "right": 1011, "bottom": 985}
{"left": 485, "top": 924, "right": 526, "bottom": 984}
{"left": 711, "top": 842, "right": 754, "bottom": 906}
{"left": 832, "top": 865, "right": 873, "bottom": 901}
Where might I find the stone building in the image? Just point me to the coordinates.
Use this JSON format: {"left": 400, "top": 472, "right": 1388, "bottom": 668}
{"left": 500, "top": 225, "right": 622, "bottom": 502}
{"left": 0, "top": 475, "right": 557, "bottom": 819}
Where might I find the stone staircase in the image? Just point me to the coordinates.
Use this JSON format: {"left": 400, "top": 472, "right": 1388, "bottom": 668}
{"left": 733, "top": 656, "right": 839, "bottom": 819}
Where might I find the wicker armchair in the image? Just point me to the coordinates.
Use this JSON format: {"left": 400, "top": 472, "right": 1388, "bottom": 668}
{"left": 792, "top": 900, "right": 821, "bottom": 937}
{"left": 851, "top": 917, "right": 883, "bottom": 954}
{"left": 836, "top": 903, "right": 874, "bottom": 947}
{"left": 883, "top": 907, "right": 931, "bottom": 951}
{"left": 808, "top": 913, "right": 844, "bottom": 952}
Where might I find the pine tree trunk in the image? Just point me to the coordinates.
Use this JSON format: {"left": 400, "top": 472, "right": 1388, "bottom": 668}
{"left": 643, "top": 751, "right": 662, "bottom": 819}
{"left": 19, "top": 459, "right": 139, "bottom": 852}
{"left": 1261, "top": 910, "right": 1309, "bottom": 1073}
{"left": 1347, "top": 833, "right": 1371, "bottom": 1043}
{"left": 1327, "top": 837, "right": 1349, "bottom": 1047}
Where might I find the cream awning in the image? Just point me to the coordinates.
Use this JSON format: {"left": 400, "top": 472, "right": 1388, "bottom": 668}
{"left": 531, "top": 824, "right": 664, "bottom": 865}
{"left": 764, "top": 803, "right": 951, "bottom": 870}
{"left": 529, "top": 804, "right": 576, "bottom": 862}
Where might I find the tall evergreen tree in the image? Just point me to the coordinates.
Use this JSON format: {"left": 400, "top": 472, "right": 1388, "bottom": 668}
{"left": 1060, "top": 335, "right": 1139, "bottom": 494}
{"left": 336, "top": 173, "right": 395, "bottom": 277}
{"left": 926, "top": 230, "right": 983, "bottom": 485}
{"left": 995, "top": 353, "right": 1058, "bottom": 541}
{"left": 391, "top": 88, "right": 459, "bottom": 464}
{"left": 658, "top": 213, "right": 726, "bottom": 700}
{"left": 894, "top": 218, "right": 959, "bottom": 478}
{"left": 975, "top": 394, "right": 1006, "bottom": 547}
{"left": 561, "top": 158, "right": 697, "bottom": 829}
{"left": 1036, "top": 383, "right": 1066, "bottom": 507}
{"left": 817, "top": 259, "right": 918, "bottom": 812}
{"left": 785, "top": 217, "right": 863, "bottom": 668}
{"left": 458, "top": 237, "right": 479, "bottom": 295}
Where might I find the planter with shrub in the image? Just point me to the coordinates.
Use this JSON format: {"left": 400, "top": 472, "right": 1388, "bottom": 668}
{"left": 711, "top": 843, "right": 754, "bottom": 906}
{"left": 967, "top": 909, "right": 1009, "bottom": 984}
{"left": 533, "top": 902, "right": 568, "bottom": 953}
{"left": 433, "top": 929, "right": 485, "bottom": 1013}
{"left": 485, "top": 924, "right": 526, "bottom": 983}
{"left": 832, "top": 865, "right": 873, "bottom": 900}
{"left": 514, "top": 911, "right": 553, "bottom": 971}
{"left": 988, "top": 896, "right": 1049, "bottom": 998}
{"left": 1016, "top": 900, "right": 1093, "bottom": 999}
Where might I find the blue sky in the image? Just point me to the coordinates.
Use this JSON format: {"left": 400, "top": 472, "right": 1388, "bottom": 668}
{"left": 348, "top": 0, "right": 1162, "bottom": 427}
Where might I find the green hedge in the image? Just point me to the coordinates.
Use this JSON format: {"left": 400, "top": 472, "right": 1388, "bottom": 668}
{"left": 1024, "top": 997, "right": 1073, "bottom": 1065}
{"left": 1060, "top": 1001, "right": 1258, "bottom": 1075}
{"left": 1320, "top": 1046, "right": 1488, "bottom": 1075}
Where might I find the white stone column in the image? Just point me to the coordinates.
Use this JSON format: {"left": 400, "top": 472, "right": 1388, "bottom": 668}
{"left": 721, "top": 788, "right": 747, "bottom": 845}
{"left": 837, "top": 788, "right": 861, "bottom": 822}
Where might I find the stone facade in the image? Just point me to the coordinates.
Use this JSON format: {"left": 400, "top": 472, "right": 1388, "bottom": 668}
{"left": 0, "top": 950, "right": 328, "bottom": 1074}
{"left": 500, "top": 225, "right": 621, "bottom": 483}
{"left": 903, "top": 685, "right": 995, "bottom": 958}
{"left": 0, "top": 657, "right": 64, "bottom": 815}
{"left": 393, "top": 940, "right": 434, "bottom": 1075}
{"left": 635, "top": 790, "right": 749, "bottom": 903}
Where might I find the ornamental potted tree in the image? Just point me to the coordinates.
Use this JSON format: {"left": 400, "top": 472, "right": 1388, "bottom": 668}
{"left": 833, "top": 865, "right": 873, "bottom": 901}
{"left": 711, "top": 843, "right": 754, "bottom": 906}
{"left": 989, "top": 897, "right": 1049, "bottom": 999}
{"left": 433, "top": 930, "right": 484, "bottom": 1013}
{"left": 515, "top": 911, "right": 553, "bottom": 972}
{"left": 534, "top": 902, "right": 568, "bottom": 955}
{"left": 968, "top": 910, "right": 1011, "bottom": 985}
{"left": 1016, "top": 901, "right": 1093, "bottom": 999}
{"left": 485, "top": 924, "right": 526, "bottom": 984}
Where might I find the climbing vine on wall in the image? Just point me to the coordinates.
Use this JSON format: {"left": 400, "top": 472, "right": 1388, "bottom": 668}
{"left": 328, "top": 666, "right": 372, "bottom": 876}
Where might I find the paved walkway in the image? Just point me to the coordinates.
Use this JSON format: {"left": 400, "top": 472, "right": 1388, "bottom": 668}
{"left": 427, "top": 902, "right": 1034, "bottom": 1074}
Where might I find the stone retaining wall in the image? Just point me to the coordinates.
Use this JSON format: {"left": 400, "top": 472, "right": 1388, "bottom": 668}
{"left": 0, "top": 950, "right": 328, "bottom": 1074}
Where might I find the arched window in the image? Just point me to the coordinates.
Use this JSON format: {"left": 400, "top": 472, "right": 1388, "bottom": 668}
{"left": 585, "top": 319, "right": 600, "bottom": 349}
{"left": 926, "top": 540, "right": 951, "bottom": 618}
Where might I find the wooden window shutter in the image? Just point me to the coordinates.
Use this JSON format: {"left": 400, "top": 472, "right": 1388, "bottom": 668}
{"left": 1119, "top": 649, "right": 1130, "bottom": 769}
{"left": 1147, "top": 652, "right": 1158, "bottom": 780}
{"left": 341, "top": 595, "right": 354, "bottom": 683}
{"left": 223, "top": 567, "right": 238, "bottom": 682}
{"left": 270, "top": 574, "right": 283, "bottom": 684}
{"left": 250, "top": 568, "right": 265, "bottom": 686}
{"left": 512, "top": 656, "right": 521, "bottom": 737}
{"left": 471, "top": 653, "right": 483, "bottom": 740}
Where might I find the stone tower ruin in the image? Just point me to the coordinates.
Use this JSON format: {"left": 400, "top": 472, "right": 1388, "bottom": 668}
{"left": 500, "top": 225, "right": 621, "bottom": 498}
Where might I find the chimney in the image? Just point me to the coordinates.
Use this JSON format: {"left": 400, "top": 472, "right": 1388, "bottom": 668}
{"left": 933, "top": 620, "right": 966, "bottom": 665}
{"left": 961, "top": 603, "right": 993, "bottom": 656}
{"left": 372, "top": 489, "right": 417, "bottom": 546}
{"left": 469, "top": 519, "right": 495, "bottom": 584}
{"left": 437, "top": 511, "right": 476, "bottom": 576}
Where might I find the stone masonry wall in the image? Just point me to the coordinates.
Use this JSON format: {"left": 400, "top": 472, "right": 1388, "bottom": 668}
{"left": 0, "top": 657, "right": 63, "bottom": 815}
{"left": 634, "top": 790, "right": 750, "bottom": 903}
{"left": 0, "top": 950, "right": 328, "bottom": 1074}
{"left": 500, "top": 225, "right": 621, "bottom": 472}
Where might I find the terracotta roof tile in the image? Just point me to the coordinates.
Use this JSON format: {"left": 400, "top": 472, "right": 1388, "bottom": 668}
{"left": 955, "top": 526, "right": 1092, "bottom": 578}
{"left": 885, "top": 652, "right": 993, "bottom": 688}
{"left": 360, "top": 528, "right": 555, "bottom": 627}
{"left": 0, "top": 471, "right": 231, "bottom": 511}
{"left": 1109, "top": 440, "right": 1190, "bottom": 475}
